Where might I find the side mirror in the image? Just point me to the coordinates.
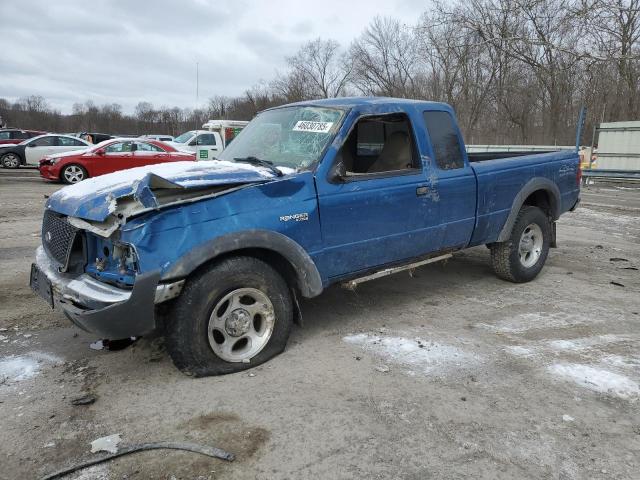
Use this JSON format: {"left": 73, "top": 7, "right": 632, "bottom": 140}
{"left": 27, "top": 143, "right": 37, "bottom": 148}
{"left": 95, "top": 148, "right": 105, "bottom": 155}
{"left": 329, "top": 160, "right": 347, "bottom": 183}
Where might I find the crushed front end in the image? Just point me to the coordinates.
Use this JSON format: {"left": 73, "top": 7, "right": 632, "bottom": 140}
{"left": 31, "top": 209, "right": 178, "bottom": 338}
{"left": 30, "top": 161, "right": 279, "bottom": 338}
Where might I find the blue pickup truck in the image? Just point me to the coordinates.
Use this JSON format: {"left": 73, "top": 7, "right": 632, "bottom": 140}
{"left": 31, "top": 97, "right": 581, "bottom": 376}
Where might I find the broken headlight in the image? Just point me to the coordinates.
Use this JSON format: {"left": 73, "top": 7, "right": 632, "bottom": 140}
{"left": 86, "top": 235, "right": 139, "bottom": 287}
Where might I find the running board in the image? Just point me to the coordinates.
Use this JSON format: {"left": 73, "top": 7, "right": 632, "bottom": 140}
{"left": 341, "top": 253, "right": 453, "bottom": 290}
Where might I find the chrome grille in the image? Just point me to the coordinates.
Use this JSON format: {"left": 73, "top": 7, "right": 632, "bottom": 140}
{"left": 42, "top": 210, "right": 78, "bottom": 267}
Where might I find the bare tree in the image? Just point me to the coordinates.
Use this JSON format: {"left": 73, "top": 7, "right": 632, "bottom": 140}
{"left": 583, "top": 0, "right": 640, "bottom": 119}
{"left": 349, "top": 16, "right": 421, "bottom": 97}
{"left": 283, "top": 38, "right": 351, "bottom": 99}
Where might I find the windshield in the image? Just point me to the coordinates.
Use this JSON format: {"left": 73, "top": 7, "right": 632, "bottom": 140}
{"left": 173, "top": 131, "right": 195, "bottom": 143}
{"left": 217, "top": 106, "right": 345, "bottom": 170}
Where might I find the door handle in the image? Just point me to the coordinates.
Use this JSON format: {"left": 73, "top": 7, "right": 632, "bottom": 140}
{"left": 416, "top": 186, "right": 429, "bottom": 196}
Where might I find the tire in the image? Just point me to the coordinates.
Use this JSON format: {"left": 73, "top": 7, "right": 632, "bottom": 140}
{"left": 1, "top": 153, "right": 21, "bottom": 169}
{"left": 490, "top": 206, "right": 550, "bottom": 283}
{"left": 165, "top": 256, "right": 293, "bottom": 377}
{"left": 61, "top": 164, "right": 88, "bottom": 184}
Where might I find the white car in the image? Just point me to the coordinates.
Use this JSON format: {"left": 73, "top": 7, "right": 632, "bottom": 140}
{"left": 140, "top": 134, "right": 174, "bottom": 142}
{"left": 0, "top": 134, "right": 91, "bottom": 168}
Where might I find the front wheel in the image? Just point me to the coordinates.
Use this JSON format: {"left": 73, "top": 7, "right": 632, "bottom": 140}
{"left": 490, "top": 206, "right": 551, "bottom": 283}
{"left": 1, "top": 153, "right": 21, "bottom": 169}
{"left": 165, "top": 256, "right": 293, "bottom": 377}
{"left": 61, "top": 164, "right": 88, "bottom": 184}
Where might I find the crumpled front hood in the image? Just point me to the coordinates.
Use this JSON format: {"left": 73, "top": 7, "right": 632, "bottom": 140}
{"left": 47, "top": 160, "right": 284, "bottom": 222}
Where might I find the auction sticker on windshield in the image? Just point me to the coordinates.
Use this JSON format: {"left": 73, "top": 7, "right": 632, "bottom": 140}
{"left": 292, "top": 121, "right": 334, "bottom": 133}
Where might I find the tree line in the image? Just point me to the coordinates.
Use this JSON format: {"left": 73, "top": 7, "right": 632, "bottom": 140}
{"left": 1, "top": 0, "right": 638, "bottom": 145}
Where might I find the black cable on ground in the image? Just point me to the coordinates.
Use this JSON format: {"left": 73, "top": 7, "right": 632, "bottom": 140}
{"left": 41, "top": 441, "right": 235, "bottom": 480}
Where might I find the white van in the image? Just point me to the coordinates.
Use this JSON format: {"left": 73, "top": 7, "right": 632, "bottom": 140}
{"left": 170, "top": 120, "right": 248, "bottom": 160}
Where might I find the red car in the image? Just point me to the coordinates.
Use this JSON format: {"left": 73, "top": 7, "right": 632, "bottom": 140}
{"left": 0, "top": 129, "right": 46, "bottom": 145}
{"left": 39, "top": 138, "right": 196, "bottom": 184}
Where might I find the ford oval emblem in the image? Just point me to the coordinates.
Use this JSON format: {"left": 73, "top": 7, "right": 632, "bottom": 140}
{"left": 45, "top": 231, "right": 52, "bottom": 243}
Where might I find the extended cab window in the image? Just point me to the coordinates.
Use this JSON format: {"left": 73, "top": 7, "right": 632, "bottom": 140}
{"left": 423, "top": 111, "right": 464, "bottom": 170}
{"left": 341, "top": 113, "right": 417, "bottom": 175}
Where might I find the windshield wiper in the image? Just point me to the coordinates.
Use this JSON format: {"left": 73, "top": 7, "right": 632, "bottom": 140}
{"left": 233, "top": 156, "right": 283, "bottom": 177}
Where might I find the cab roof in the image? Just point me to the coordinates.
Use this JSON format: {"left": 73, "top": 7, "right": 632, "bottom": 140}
{"left": 277, "top": 96, "right": 450, "bottom": 111}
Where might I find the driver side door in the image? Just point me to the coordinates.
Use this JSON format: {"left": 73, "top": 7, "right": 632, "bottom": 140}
{"left": 192, "top": 133, "right": 220, "bottom": 159}
{"left": 316, "top": 112, "right": 444, "bottom": 279}
{"left": 94, "top": 141, "right": 134, "bottom": 176}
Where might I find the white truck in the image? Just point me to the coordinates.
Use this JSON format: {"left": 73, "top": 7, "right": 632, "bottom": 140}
{"left": 170, "top": 120, "right": 248, "bottom": 160}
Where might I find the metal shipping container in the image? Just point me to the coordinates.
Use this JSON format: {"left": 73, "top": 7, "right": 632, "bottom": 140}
{"left": 594, "top": 121, "right": 640, "bottom": 171}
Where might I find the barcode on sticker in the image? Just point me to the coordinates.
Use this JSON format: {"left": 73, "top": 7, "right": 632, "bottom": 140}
{"left": 292, "top": 121, "right": 333, "bottom": 133}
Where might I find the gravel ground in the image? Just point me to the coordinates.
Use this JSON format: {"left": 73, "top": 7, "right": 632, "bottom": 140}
{"left": 0, "top": 168, "right": 639, "bottom": 480}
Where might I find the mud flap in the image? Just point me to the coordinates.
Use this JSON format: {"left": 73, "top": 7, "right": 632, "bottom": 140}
{"left": 550, "top": 221, "right": 557, "bottom": 248}
{"left": 291, "top": 288, "right": 303, "bottom": 326}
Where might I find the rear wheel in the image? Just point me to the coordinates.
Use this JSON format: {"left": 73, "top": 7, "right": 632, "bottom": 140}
{"left": 165, "top": 256, "right": 293, "bottom": 377}
{"left": 490, "top": 206, "right": 550, "bottom": 283}
{"left": 1, "top": 153, "right": 21, "bottom": 169}
{"left": 61, "top": 164, "right": 87, "bottom": 184}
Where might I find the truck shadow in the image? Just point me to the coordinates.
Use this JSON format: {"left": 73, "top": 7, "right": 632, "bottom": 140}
{"left": 295, "top": 247, "right": 495, "bottom": 338}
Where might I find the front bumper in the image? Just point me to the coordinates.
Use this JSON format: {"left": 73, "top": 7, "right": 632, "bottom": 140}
{"left": 39, "top": 164, "right": 59, "bottom": 181}
{"left": 33, "top": 246, "right": 182, "bottom": 338}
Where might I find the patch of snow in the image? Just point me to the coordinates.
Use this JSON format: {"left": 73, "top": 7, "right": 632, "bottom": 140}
{"left": 479, "top": 312, "right": 598, "bottom": 334}
{"left": 0, "top": 352, "right": 63, "bottom": 383}
{"left": 0, "top": 357, "right": 38, "bottom": 381}
{"left": 547, "top": 335, "right": 631, "bottom": 352}
{"left": 91, "top": 434, "right": 121, "bottom": 454}
{"left": 601, "top": 354, "right": 640, "bottom": 369}
{"left": 548, "top": 363, "right": 639, "bottom": 399}
{"left": 343, "top": 332, "right": 478, "bottom": 375}
{"left": 35, "top": 246, "right": 59, "bottom": 282}
{"left": 577, "top": 207, "right": 640, "bottom": 226}
{"left": 562, "top": 414, "right": 574, "bottom": 422}
{"left": 505, "top": 345, "right": 535, "bottom": 357}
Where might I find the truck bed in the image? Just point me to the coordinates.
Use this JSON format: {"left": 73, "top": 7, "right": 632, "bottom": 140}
{"left": 468, "top": 149, "right": 580, "bottom": 247}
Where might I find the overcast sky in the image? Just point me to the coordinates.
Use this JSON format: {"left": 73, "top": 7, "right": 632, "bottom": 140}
{"left": 0, "top": 0, "right": 427, "bottom": 114}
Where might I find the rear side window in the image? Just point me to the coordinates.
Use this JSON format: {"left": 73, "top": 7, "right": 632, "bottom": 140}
{"left": 135, "top": 141, "right": 164, "bottom": 152}
{"left": 423, "top": 111, "right": 464, "bottom": 170}
{"left": 0, "top": 132, "right": 10, "bottom": 139}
